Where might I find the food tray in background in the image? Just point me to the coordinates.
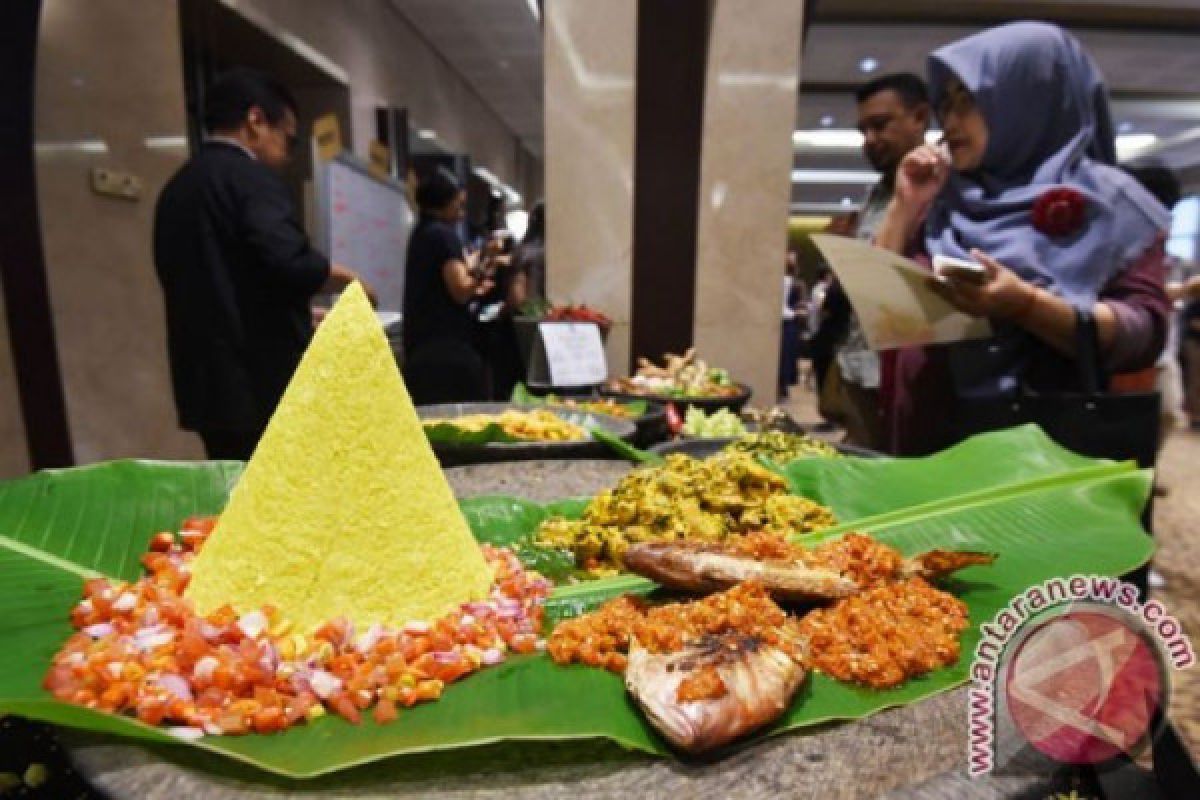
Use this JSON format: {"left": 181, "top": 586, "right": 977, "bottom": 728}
{"left": 650, "top": 436, "right": 881, "bottom": 460}
{"left": 514, "top": 385, "right": 670, "bottom": 448}
{"left": 599, "top": 382, "right": 753, "bottom": 414}
{"left": 417, "top": 402, "right": 636, "bottom": 466}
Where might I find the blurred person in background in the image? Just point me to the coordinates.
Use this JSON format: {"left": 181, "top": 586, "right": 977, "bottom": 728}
{"left": 875, "top": 22, "right": 1170, "bottom": 456}
{"left": 477, "top": 228, "right": 526, "bottom": 400}
{"left": 403, "top": 167, "right": 495, "bottom": 404}
{"left": 153, "top": 67, "right": 371, "bottom": 460}
{"left": 1123, "top": 164, "right": 1188, "bottom": 479}
{"left": 477, "top": 201, "right": 546, "bottom": 399}
{"left": 805, "top": 266, "right": 836, "bottom": 407}
{"left": 511, "top": 201, "right": 546, "bottom": 303}
{"left": 1183, "top": 291, "right": 1200, "bottom": 429}
{"left": 819, "top": 73, "right": 931, "bottom": 449}
{"left": 778, "top": 252, "right": 805, "bottom": 400}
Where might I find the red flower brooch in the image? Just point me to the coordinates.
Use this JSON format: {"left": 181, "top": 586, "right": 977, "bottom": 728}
{"left": 1032, "top": 187, "right": 1087, "bottom": 237}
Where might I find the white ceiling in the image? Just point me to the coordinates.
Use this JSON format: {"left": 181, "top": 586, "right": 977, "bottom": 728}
{"left": 387, "top": 0, "right": 543, "bottom": 155}
{"left": 384, "top": 0, "right": 1200, "bottom": 204}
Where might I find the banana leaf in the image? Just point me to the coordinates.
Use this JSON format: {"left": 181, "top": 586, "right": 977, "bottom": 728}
{"left": 0, "top": 425, "right": 1153, "bottom": 778}
{"left": 421, "top": 421, "right": 523, "bottom": 446}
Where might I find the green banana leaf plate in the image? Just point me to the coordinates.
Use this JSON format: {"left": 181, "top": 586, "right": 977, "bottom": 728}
{"left": 0, "top": 425, "right": 1153, "bottom": 778}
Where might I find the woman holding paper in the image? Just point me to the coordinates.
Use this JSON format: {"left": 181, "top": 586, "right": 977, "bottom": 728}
{"left": 874, "top": 22, "right": 1171, "bottom": 456}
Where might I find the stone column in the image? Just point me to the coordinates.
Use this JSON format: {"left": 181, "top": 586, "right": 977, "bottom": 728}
{"left": 693, "top": 0, "right": 805, "bottom": 402}
{"left": 543, "top": 0, "right": 637, "bottom": 376}
{"left": 544, "top": 0, "right": 803, "bottom": 399}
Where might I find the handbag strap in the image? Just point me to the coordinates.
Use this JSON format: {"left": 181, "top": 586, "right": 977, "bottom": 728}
{"left": 1074, "top": 307, "right": 1108, "bottom": 394}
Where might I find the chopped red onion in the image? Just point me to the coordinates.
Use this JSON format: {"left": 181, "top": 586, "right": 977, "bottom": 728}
{"left": 259, "top": 641, "right": 280, "bottom": 672}
{"left": 193, "top": 656, "right": 218, "bottom": 682}
{"left": 481, "top": 648, "right": 505, "bottom": 665}
{"left": 236, "top": 610, "right": 268, "bottom": 639}
{"left": 156, "top": 674, "right": 193, "bottom": 703}
{"left": 112, "top": 592, "right": 136, "bottom": 612}
{"left": 134, "top": 627, "right": 175, "bottom": 652}
{"left": 463, "top": 602, "right": 494, "bottom": 617}
{"left": 82, "top": 623, "right": 114, "bottom": 638}
{"left": 403, "top": 621, "right": 431, "bottom": 635}
{"left": 354, "top": 623, "right": 384, "bottom": 653}
{"left": 308, "top": 669, "right": 342, "bottom": 699}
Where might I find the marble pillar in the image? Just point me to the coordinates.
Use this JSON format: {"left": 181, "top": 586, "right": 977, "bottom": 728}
{"left": 543, "top": 0, "right": 637, "bottom": 376}
{"left": 692, "top": 0, "right": 805, "bottom": 403}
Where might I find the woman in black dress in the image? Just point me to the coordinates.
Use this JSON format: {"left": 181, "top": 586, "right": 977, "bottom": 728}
{"left": 402, "top": 168, "right": 493, "bottom": 404}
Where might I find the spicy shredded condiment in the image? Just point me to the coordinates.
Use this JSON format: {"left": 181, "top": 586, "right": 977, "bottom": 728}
{"left": 547, "top": 582, "right": 803, "bottom": 676}
{"left": 796, "top": 577, "right": 968, "bottom": 689}
{"left": 44, "top": 517, "right": 549, "bottom": 736}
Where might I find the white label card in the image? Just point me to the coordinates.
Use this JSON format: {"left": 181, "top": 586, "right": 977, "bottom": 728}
{"left": 810, "top": 233, "right": 992, "bottom": 351}
{"left": 539, "top": 322, "right": 608, "bottom": 387}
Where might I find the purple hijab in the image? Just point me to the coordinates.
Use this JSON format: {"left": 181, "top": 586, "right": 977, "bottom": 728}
{"left": 925, "top": 22, "right": 1169, "bottom": 307}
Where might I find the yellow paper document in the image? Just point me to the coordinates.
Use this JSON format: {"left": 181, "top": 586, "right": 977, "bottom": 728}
{"left": 810, "top": 234, "right": 992, "bottom": 351}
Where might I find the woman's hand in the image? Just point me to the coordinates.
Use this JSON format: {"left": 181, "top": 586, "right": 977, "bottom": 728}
{"left": 875, "top": 144, "right": 950, "bottom": 253}
{"left": 927, "top": 249, "right": 1037, "bottom": 320}
{"left": 895, "top": 144, "right": 950, "bottom": 214}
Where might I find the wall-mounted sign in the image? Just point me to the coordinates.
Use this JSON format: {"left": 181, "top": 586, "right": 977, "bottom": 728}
{"left": 313, "top": 113, "right": 343, "bottom": 162}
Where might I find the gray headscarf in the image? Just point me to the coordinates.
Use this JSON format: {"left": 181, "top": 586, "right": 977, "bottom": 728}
{"left": 925, "top": 22, "right": 1169, "bottom": 307}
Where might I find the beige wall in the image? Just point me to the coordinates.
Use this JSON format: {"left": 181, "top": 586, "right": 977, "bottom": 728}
{"left": 693, "top": 0, "right": 804, "bottom": 402}
{"left": 236, "top": 0, "right": 539, "bottom": 201}
{"left": 0, "top": 300, "right": 30, "bottom": 478}
{"left": 0, "top": 0, "right": 542, "bottom": 477}
{"left": 543, "top": 0, "right": 637, "bottom": 376}
{"left": 33, "top": 0, "right": 200, "bottom": 469}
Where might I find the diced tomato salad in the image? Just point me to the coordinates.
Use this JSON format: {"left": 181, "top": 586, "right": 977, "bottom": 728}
{"left": 44, "top": 516, "right": 549, "bottom": 738}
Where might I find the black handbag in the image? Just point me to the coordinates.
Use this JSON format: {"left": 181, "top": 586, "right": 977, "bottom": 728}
{"left": 954, "top": 309, "right": 1158, "bottom": 596}
{"left": 952, "top": 309, "right": 1161, "bottom": 469}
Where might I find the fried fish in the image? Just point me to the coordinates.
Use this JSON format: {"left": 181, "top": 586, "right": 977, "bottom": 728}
{"left": 624, "top": 631, "right": 807, "bottom": 754}
{"left": 624, "top": 533, "right": 994, "bottom": 603}
{"left": 623, "top": 543, "right": 858, "bottom": 603}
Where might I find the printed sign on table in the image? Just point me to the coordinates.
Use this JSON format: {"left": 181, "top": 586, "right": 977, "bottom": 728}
{"left": 538, "top": 322, "right": 607, "bottom": 387}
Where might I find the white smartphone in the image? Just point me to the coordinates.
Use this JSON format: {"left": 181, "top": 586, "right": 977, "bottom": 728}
{"left": 932, "top": 254, "right": 988, "bottom": 284}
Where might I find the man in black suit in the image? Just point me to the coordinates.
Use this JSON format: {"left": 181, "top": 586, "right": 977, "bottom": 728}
{"left": 154, "top": 68, "right": 371, "bottom": 460}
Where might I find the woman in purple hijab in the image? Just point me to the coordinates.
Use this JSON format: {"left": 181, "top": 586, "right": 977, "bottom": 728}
{"left": 873, "top": 21, "right": 1172, "bottom": 455}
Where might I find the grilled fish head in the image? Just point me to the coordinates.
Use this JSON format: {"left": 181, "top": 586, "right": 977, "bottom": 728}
{"left": 624, "top": 631, "right": 807, "bottom": 754}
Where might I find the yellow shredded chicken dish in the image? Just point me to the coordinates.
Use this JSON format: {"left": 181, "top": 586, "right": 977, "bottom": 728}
{"left": 534, "top": 452, "right": 836, "bottom": 572}
{"left": 423, "top": 410, "right": 587, "bottom": 442}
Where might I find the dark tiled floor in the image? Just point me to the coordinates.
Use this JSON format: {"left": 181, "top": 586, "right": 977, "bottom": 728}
{"left": 1147, "top": 429, "right": 1200, "bottom": 763}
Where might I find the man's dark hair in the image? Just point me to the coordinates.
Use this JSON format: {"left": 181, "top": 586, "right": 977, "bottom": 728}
{"left": 203, "top": 67, "right": 298, "bottom": 134}
{"left": 855, "top": 73, "right": 929, "bottom": 108}
{"left": 415, "top": 166, "right": 462, "bottom": 212}
{"left": 1125, "top": 163, "right": 1181, "bottom": 211}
